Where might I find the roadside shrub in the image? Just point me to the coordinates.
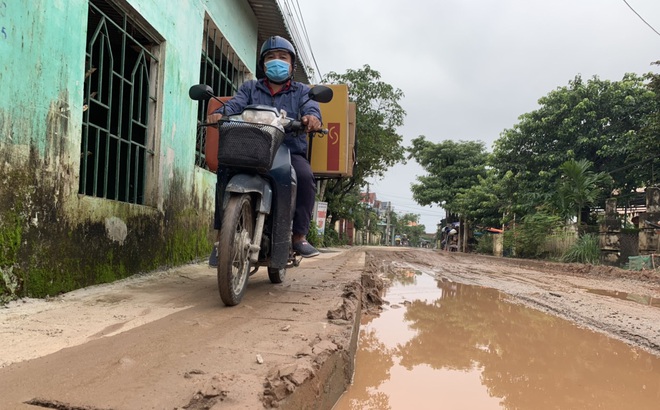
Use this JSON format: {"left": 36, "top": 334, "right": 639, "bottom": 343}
{"left": 323, "top": 226, "right": 341, "bottom": 247}
{"left": 503, "top": 212, "right": 562, "bottom": 259}
{"left": 620, "top": 227, "right": 640, "bottom": 234}
{"left": 543, "top": 228, "right": 577, "bottom": 260}
{"left": 561, "top": 233, "right": 600, "bottom": 264}
{"left": 306, "top": 220, "right": 323, "bottom": 248}
{"left": 474, "top": 233, "right": 494, "bottom": 255}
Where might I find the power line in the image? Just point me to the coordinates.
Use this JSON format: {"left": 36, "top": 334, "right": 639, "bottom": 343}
{"left": 622, "top": 0, "right": 660, "bottom": 37}
{"left": 276, "top": 0, "right": 313, "bottom": 82}
{"left": 372, "top": 192, "right": 443, "bottom": 208}
{"left": 277, "top": 0, "right": 323, "bottom": 83}
{"left": 292, "top": 0, "right": 323, "bottom": 81}
{"left": 608, "top": 155, "right": 658, "bottom": 174}
{"left": 295, "top": 0, "right": 323, "bottom": 79}
{"left": 370, "top": 199, "right": 446, "bottom": 216}
{"left": 389, "top": 203, "right": 444, "bottom": 214}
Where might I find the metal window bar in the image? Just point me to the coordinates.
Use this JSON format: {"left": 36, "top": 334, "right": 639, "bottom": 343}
{"left": 195, "top": 19, "right": 248, "bottom": 169}
{"left": 80, "top": 0, "right": 157, "bottom": 204}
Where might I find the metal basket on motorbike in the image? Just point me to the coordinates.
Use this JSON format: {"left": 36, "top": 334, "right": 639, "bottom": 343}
{"left": 216, "top": 106, "right": 286, "bottom": 173}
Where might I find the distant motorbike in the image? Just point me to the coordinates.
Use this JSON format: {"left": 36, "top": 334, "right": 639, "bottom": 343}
{"left": 189, "top": 84, "right": 333, "bottom": 306}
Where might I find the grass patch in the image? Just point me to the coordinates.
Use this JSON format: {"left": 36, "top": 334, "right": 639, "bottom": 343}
{"left": 561, "top": 234, "right": 600, "bottom": 264}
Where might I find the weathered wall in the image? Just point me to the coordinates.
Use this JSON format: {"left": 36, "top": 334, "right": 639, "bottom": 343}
{"left": 599, "top": 190, "right": 659, "bottom": 267}
{"left": 600, "top": 198, "right": 622, "bottom": 265}
{"left": 639, "top": 187, "right": 659, "bottom": 254}
{"left": 0, "top": 0, "right": 258, "bottom": 299}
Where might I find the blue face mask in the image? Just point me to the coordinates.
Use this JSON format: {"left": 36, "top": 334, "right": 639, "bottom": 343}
{"left": 265, "top": 60, "right": 291, "bottom": 83}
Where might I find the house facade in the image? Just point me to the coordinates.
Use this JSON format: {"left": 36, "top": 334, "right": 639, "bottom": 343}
{"left": 0, "top": 0, "right": 310, "bottom": 297}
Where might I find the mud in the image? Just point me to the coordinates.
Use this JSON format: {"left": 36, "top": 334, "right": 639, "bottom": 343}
{"left": 0, "top": 248, "right": 369, "bottom": 409}
{"left": 0, "top": 247, "right": 658, "bottom": 409}
{"left": 334, "top": 264, "right": 660, "bottom": 410}
{"left": 364, "top": 248, "right": 660, "bottom": 357}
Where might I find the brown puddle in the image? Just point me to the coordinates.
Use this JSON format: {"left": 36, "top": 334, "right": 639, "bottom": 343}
{"left": 586, "top": 288, "right": 660, "bottom": 308}
{"left": 333, "top": 266, "right": 660, "bottom": 410}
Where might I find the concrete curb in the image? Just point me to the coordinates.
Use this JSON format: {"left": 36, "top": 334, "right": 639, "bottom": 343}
{"left": 269, "top": 250, "right": 367, "bottom": 409}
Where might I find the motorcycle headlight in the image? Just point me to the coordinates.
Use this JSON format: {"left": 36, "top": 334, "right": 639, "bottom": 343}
{"left": 241, "top": 109, "right": 278, "bottom": 125}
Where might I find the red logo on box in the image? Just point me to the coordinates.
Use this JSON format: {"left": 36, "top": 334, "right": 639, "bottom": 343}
{"left": 327, "top": 123, "right": 340, "bottom": 171}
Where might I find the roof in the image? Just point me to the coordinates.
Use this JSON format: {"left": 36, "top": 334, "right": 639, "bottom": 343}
{"left": 486, "top": 227, "right": 504, "bottom": 234}
{"left": 247, "top": 0, "right": 314, "bottom": 84}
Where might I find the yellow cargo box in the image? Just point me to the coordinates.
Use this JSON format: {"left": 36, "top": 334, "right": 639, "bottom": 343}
{"left": 309, "top": 84, "right": 356, "bottom": 178}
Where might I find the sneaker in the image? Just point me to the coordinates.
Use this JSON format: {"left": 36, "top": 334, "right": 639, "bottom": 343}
{"left": 209, "top": 244, "right": 218, "bottom": 267}
{"left": 292, "top": 240, "right": 320, "bottom": 258}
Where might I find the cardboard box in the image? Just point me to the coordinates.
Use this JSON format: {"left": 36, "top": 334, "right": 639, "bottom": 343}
{"left": 309, "top": 84, "right": 355, "bottom": 178}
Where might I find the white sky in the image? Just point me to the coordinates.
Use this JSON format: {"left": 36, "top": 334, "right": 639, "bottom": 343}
{"left": 298, "top": 0, "right": 660, "bottom": 232}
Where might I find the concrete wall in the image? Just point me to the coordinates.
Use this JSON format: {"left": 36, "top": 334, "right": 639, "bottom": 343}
{"left": 600, "top": 198, "right": 623, "bottom": 265}
{"left": 600, "top": 189, "right": 659, "bottom": 267}
{"left": 0, "top": 0, "right": 258, "bottom": 298}
{"left": 639, "top": 187, "right": 660, "bottom": 254}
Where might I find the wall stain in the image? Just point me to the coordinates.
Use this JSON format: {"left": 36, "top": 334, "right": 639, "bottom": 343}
{"left": 0, "top": 99, "right": 214, "bottom": 301}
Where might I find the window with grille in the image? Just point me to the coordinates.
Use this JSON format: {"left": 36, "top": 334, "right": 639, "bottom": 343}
{"left": 80, "top": 0, "right": 161, "bottom": 205}
{"left": 195, "top": 18, "right": 250, "bottom": 169}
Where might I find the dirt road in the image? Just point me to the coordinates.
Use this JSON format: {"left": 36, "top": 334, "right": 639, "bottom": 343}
{"left": 1, "top": 247, "right": 659, "bottom": 409}
{"left": 0, "top": 248, "right": 367, "bottom": 409}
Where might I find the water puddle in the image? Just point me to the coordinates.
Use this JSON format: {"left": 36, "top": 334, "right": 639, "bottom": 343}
{"left": 586, "top": 288, "right": 660, "bottom": 308}
{"left": 333, "top": 264, "right": 660, "bottom": 410}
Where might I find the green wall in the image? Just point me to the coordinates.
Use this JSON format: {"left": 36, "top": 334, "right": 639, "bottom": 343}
{"left": 0, "top": 0, "right": 259, "bottom": 301}
{"left": 0, "top": 0, "right": 86, "bottom": 156}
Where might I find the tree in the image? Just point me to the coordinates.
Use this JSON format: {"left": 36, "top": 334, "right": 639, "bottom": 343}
{"left": 407, "top": 138, "right": 489, "bottom": 218}
{"left": 353, "top": 202, "right": 382, "bottom": 238}
{"left": 631, "top": 61, "right": 660, "bottom": 186}
{"left": 392, "top": 213, "right": 426, "bottom": 246}
{"left": 492, "top": 73, "right": 657, "bottom": 213}
{"left": 453, "top": 170, "right": 512, "bottom": 228}
{"left": 321, "top": 65, "right": 406, "bottom": 227}
{"left": 555, "top": 159, "right": 611, "bottom": 228}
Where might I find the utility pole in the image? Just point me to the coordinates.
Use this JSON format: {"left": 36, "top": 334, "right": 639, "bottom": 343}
{"left": 462, "top": 216, "right": 467, "bottom": 252}
{"left": 385, "top": 203, "right": 391, "bottom": 246}
{"left": 363, "top": 183, "right": 369, "bottom": 245}
{"left": 389, "top": 205, "right": 396, "bottom": 246}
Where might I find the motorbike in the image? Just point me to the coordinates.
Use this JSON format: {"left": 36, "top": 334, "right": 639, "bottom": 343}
{"left": 189, "top": 83, "right": 333, "bottom": 306}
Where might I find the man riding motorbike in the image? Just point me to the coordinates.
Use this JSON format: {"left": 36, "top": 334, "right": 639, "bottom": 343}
{"left": 207, "top": 35, "right": 322, "bottom": 261}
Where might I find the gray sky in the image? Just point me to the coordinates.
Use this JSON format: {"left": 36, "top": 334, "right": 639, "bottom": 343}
{"left": 298, "top": 0, "right": 660, "bottom": 232}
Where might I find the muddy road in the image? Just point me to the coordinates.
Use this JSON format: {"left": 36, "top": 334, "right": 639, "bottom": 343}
{"left": 365, "top": 248, "right": 660, "bottom": 357}
{"left": 1, "top": 247, "right": 659, "bottom": 409}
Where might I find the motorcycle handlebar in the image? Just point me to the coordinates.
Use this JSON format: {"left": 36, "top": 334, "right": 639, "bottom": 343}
{"left": 198, "top": 121, "right": 218, "bottom": 128}
{"left": 198, "top": 120, "right": 327, "bottom": 135}
{"left": 284, "top": 120, "right": 328, "bottom": 135}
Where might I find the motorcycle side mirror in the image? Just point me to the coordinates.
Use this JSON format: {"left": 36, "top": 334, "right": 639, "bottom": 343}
{"left": 188, "top": 84, "right": 214, "bottom": 101}
{"left": 308, "top": 85, "right": 333, "bottom": 103}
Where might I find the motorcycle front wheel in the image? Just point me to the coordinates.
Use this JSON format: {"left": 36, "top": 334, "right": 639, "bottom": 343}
{"left": 218, "top": 194, "right": 254, "bottom": 306}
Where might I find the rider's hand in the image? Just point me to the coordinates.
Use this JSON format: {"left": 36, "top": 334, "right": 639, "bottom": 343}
{"left": 207, "top": 113, "right": 224, "bottom": 125}
{"left": 301, "top": 115, "right": 321, "bottom": 133}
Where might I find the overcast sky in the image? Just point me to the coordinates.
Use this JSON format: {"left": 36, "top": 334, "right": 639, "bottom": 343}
{"left": 298, "top": 0, "right": 660, "bottom": 232}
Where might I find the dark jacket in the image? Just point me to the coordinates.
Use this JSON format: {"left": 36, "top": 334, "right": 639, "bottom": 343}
{"left": 216, "top": 79, "right": 322, "bottom": 156}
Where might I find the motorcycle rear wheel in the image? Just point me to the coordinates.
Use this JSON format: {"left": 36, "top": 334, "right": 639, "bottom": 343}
{"left": 267, "top": 267, "right": 286, "bottom": 284}
{"left": 218, "top": 194, "right": 254, "bottom": 306}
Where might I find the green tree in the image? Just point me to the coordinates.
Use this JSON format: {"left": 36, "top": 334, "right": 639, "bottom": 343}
{"left": 504, "top": 210, "right": 563, "bottom": 259}
{"left": 555, "top": 159, "right": 611, "bottom": 228}
{"left": 407, "top": 138, "right": 489, "bottom": 219}
{"left": 452, "top": 169, "right": 515, "bottom": 228}
{"left": 632, "top": 61, "right": 660, "bottom": 186}
{"left": 321, "top": 65, "right": 406, "bottom": 226}
{"left": 392, "top": 213, "right": 426, "bottom": 246}
{"left": 352, "top": 202, "right": 383, "bottom": 242}
{"left": 492, "top": 74, "right": 657, "bottom": 213}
